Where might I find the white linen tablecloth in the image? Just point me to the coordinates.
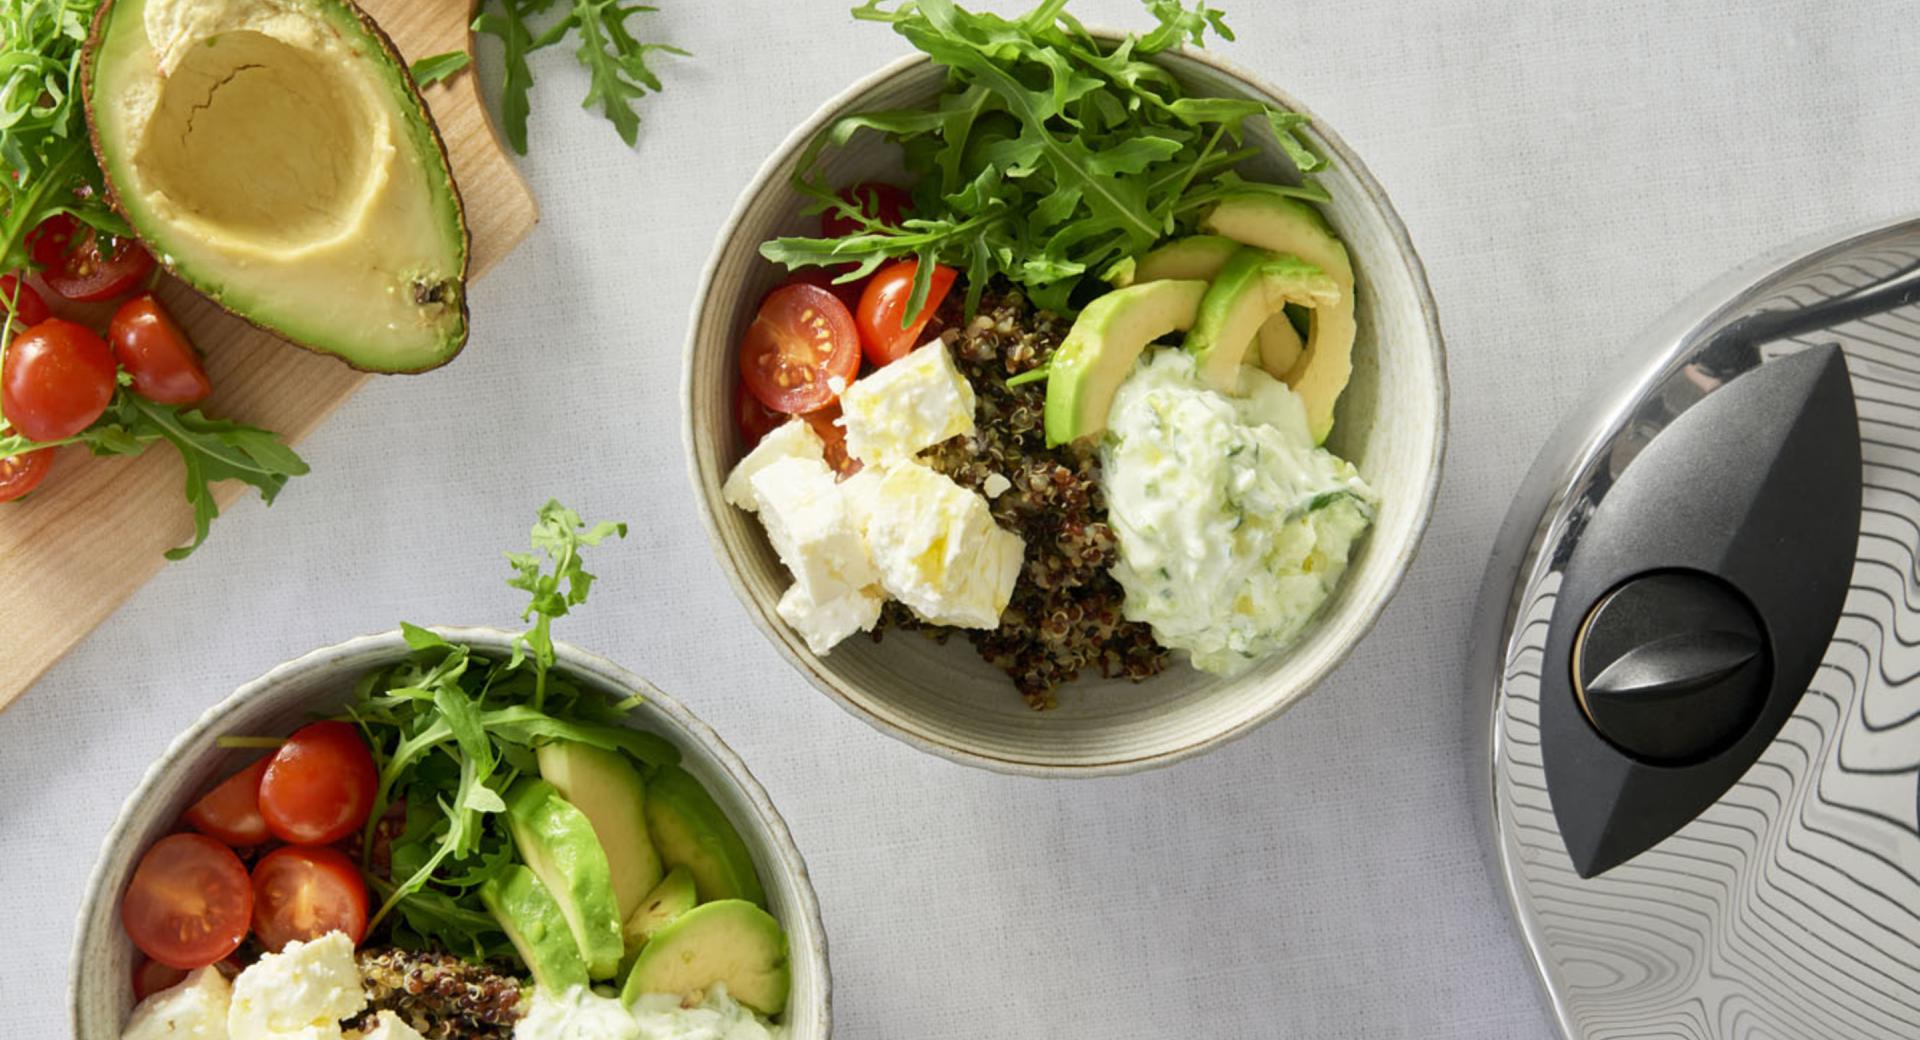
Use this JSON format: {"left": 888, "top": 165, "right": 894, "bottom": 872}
{"left": 5, "top": 1, "right": 1915, "bottom": 1035}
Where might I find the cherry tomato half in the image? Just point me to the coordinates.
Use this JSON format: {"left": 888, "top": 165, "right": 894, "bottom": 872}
{"left": 803, "top": 404, "right": 860, "bottom": 479}
{"left": 771, "top": 267, "right": 864, "bottom": 313}
{"left": 110, "top": 293, "right": 211, "bottom": 405}
{"left": 856, "top": 259, "right": 957, "bottom": 367}
{"left": 258, "top": 721, "right": 377, "bottom": 846}
{"left": 121, "top": 833, "right": 253, "bottom": 970}
{"left": 250, "top": 845, "right": 369, "bottom": 953}
{"left": 132, "top": 958, "right": 189, "bottom": 1002}
{"left": 822, "top": 182, "right": 912, "bottom": 239}
{"left": 37, "top": 217, "right": 155, "bottom": 302}
{"left": 2, "top": 318, "right": 117, "bottom": 442}
{"left": 0, "top": 449, "right": 54, "bottom": 504}
{"left": 735, "top": 378, "right": 786, "bottom": 450}
{"left": 739, "top": 283, "right": 861, "bottom": 415}
{"left": 0, "top": 274, "right": 51, "bottom": 327}
{"left": 183, "top": 757, "right": 271, "bottom": 847}
{"left": 27, "top": 214, "right": 79, "bottom": 270}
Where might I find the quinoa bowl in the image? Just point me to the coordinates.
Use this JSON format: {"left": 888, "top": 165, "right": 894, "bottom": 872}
{"left": 685, "top": 32, "right": 1447, "bottom": 776}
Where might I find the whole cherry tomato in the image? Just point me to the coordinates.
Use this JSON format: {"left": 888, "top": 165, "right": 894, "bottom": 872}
{"left": 258, "top": 721, "right": 377, "bottom": 846}
{"left": 2, "top": 318, "right": 117, "bottom": 442}
{"left": 856, "top": 259, "right": 956, "bottom": 367}
{"left": 110, "top": 293, "right": 212, "bottom": 405}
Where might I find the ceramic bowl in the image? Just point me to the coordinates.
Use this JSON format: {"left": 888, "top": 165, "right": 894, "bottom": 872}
{"left": 68, "top": 627, "right": 830, "bottom": 1038}
{"left": 685, "top": 40, "right": 1447, "bottom": 776}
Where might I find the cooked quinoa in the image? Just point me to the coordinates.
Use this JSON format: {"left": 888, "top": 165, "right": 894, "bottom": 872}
{"left": 874, "top": 284, "right": 1169, "bottom": 708}
{"left": 348, "top": 947, "right": 526, "bottom": 1039}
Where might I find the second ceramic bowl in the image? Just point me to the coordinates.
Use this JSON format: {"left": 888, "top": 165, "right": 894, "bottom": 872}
{"left": 68, "top": 627, "right": 830, "bottom": 1039}
{"left": 686, "top": 40, "right": 1447, "bottom": 776}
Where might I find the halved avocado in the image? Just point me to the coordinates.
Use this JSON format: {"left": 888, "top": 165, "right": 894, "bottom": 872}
{"left": 1112, "top": 235, "right": 1303, "bottom": 379}
{"left": 1042, "top": 279, "right": 1208, "bottom": 447}
{"left": 1185, "top": 248, "right": 1337, "bottom": 392}
{"left": 505, "top": 779, "right": 626, "bottom": 980}
{"left": 538, "top": 741, "right": 665, "bottom": 926}
{"left": 84, "top": 0, "right": 470, "bottom": 372}
{"left": 479, "top": 864, "right": 590, "bottom": 994}
{"left": 644, "top": 766, "right": 767, "bottom": 907}
{"left": 620, "top": 899, "right": 792, "bottom": 1017}
{"left": 1203, "top": 194, "right": 1356, "bottom": 442}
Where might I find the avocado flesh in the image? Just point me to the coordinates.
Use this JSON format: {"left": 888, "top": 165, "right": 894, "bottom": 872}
{"left": 644, "top": 766, "right": 767, "bottom": 908}
{"left": 84, "top": 0, "right": 470, "bottom": 373}
{"left": 480, "top": 864, "right": 590, "bottom": 994}
{"left": 1115, "top": 235, "right": 1302, "bottom": 380}
{"left": 537, "top": 741, "right": 665, "bottom": 927}
{"left": 1202, "top": 195, "right": 1356, "bottom": 442}
{"left": 505, "top": 779, "right": 626, "bottom": 980}
{"left": 623, "top": 864, "right": 698, "bottom": 951}
{"left": 621, "top": 899, "right": 792, "bottom": 1017}
{"left": 1042, "top": 279, "right": 1208, "bottom": 447}
{"left": 1185, "top": 248, "right": 1337, "bottom": 393}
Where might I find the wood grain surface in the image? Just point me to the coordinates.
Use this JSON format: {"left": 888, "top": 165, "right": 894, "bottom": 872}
{"left": 0, "top": 0, "right": 537, "bottom": 711}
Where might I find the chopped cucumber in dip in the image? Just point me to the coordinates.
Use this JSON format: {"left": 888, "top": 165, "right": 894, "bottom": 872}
{"left": 1100, "top": 351, "right": 1375, "bottom": 675}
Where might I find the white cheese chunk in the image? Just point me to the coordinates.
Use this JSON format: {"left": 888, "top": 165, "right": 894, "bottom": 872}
{"left": 228, "top": 931, "right": 365, "bottom": 1040}
{"left": 839, "top": 341, "right": 975, "bottom": 464}
{"left": 981, "top": 472, "right": 1012, "bottom": 499}
{"left": 852, "top": 462, "right": 1024, "bottom": 628}
{"left": 723, "top": 418, "right": 824, "bottom": 511}
{"left": 777, "top": 581, "right": 885, "bottom": 655}
{"left": 349, "top": 1011, "right": 426, "bottom": 1040}
{"left": 121, "top": 965, "right": 231, "bottom": 1040}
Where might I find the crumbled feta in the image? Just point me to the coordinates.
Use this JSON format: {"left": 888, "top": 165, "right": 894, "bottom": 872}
{"left": 228, "top": 932, "right": 366, "bottom": 1040}
{"left": 854, "top": 462, "right": 1024, "bottom": 628}
{"left": 981, "top": 472, "right": 1012, "bottom": 499}
{"left": 349, "top": 1012, "right": 426, "bottom": 1040}
{"left": 838, "top": 342, "right": 975, "bottom": 464}
{"left": 777, "top": 580, "right": 885, "bottom": 655}
{"left": 723, "top": 419, "right": 824, "bottom": 511}
{"left": 749, "top": 457, "right": 878, "bottom": 605}
{"left": 121, "top": 966, "right": 230, "bottom": 1040}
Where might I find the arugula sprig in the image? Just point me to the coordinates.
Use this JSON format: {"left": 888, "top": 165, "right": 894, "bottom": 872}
{"left": 760, "top": 0, "right": 1329, "bottom": 318}
{"left": 349, "top": 501, "right": 671, "bottom": 962}
{"left": 472, "top": 0, "right": 688, "bottom": 154}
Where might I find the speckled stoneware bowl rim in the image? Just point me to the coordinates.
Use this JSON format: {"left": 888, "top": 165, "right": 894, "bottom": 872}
{"left": 68, "top": 626, "right": 831, "bottom": 1038}
{"left": 682, "top": 37, "right": 1448, "bottom": 778}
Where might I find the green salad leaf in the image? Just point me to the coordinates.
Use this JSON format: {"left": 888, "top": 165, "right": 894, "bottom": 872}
{"left": 349, "top": 501, "right": 668, "bottom": 965}
{"left": 410, "top": 50, "right": 473, "bottom": 88}
{"left": 760, "top": 0, "right": 1329, "bottom": 317}
{"left": 473, "top": 0, "right": 687, "bottom": 155}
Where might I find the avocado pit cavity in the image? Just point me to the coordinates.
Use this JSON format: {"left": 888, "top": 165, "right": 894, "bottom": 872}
{"left": 137, "top": 29, "right": 381, "bottom": 253}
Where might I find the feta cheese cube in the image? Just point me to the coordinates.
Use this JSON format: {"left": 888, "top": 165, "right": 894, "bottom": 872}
{"left": 839, "top": 341, "right": 975, "bottom": 464}
{"left": 855, "top": 462, "right": 1025, "bottom": 628}
{"left": 228, "top": 931, "right": 366, "bottom": 1040}
{"left": 777, "top": 581, "right": 885, "bottom": 654}
{"left": 122, "top": 966, "right": 230, "bottom": 1040}
{"left": 749, "top": 456, "right": 877, "bottom": 604}
{"left": 724, "top": 419, "right": 824, "bottom": 511}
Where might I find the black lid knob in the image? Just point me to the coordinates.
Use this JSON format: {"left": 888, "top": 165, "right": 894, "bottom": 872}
{"left": 1573, "top": 571, "right": 1771, "bottom": 763}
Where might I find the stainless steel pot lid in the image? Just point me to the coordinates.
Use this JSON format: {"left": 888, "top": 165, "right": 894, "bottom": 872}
{"left": 1471, "top": 216, "right": 1920, "bottom": 1039}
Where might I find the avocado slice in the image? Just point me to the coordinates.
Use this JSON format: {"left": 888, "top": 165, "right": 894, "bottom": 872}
{"left": 1112, "top": 235, "right": 1303, "bottom": 380}
{"left": 644, "top": 766, "right": 767, "bottom": 908}
{"left": 479, "top": 864, "right": 590, "bottom": 994}
{"left": 1202, "top": 194, "right": 1357, "bottom": 442}
{"left": 620, "top": 900, "right": 792, "bottom": 1017}
{"left": 84, "top": 0, "right": 470, "bottom": 373}
{"left": 537, "top": 741, "right": 665, "bottom": 927}
{"left": 1041, "top": 279, "right": 1208, "bottom": 447}
{"left": 505, "top": 779, "right": 626, "bottom": 980}
{"left": 1185, "top": 248, "right": 1338, "bottom": 393}
{"left": 624, "top": 865, "right": 698, "bottom": 951}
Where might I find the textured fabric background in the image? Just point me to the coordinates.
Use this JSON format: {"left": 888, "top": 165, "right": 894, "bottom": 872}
{"left": 5, "top": 1, "right": 1916, "bottom": 1036}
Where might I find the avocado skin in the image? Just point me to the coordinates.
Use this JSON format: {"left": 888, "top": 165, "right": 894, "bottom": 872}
{"left": 81, "top": 0, "right": 472, "bottom": 374}
{"left": 644, "top": 765, "right": 768, "bottom": 908}
{"left": 480, "top": 864, "right": 590, "bottom": 994}
{"left": 1042, "top": 279, "right": 1208, "bottom": 447}
{"left": 620, "top": 899, "right": 792, "bottom": 1017}
{"left": 506, "top": 778, "right": 627, "bottom": 980}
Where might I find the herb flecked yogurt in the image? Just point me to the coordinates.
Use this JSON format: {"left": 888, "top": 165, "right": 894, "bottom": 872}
{"left": 1100, "top": 350, "right": 1376, "bottom": 676}
{"left": 515, "top": 984, "right": 786, "bottom": 1040}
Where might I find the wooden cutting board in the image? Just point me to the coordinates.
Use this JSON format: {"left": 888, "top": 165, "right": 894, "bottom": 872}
{"left": 0, "top": 0, "right": 537, "bottom": 711}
